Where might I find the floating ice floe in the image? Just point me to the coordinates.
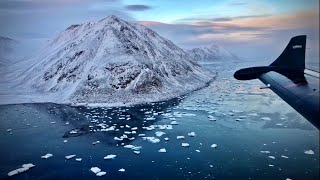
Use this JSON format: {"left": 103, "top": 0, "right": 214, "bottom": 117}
{"left": 208, "top": 115, "right": 216, "bottom": 121}
{"left": 138, "top": 134, "right": 146, "bottom": 137}
{"left": 211, "top": 144, "right": 218, "bottom": 148}
{"left": 182, "top": 143, "right": 189, "bottom": 147}
{"left": 75, "top": 158, "right": 82, "bottom": 161}
{"left": 104, "top": 154, "right": 116, "bottom": 160}
{"left": 177, "top": 136, "right": 185, "bottom": 140}
{"left": 92, "top": 141, "right": 100, "bottom": 145}
{"left": 170, "top": 121, "right": 178, "bottom": 125}
{"left": 248, "top": 113, "right": 258, "bottom": 116}
{"left": 158, "top": 125, "right": 173, "bottom": 130}
{"left": 124, "top": 145, "right": 142, "bottom": 150}
{"left": 260, "top": 151, "right": 270, "bottom": 154}
{"left": 65, "top": 155, "right": 76, "bottom": 159}
{"left": 143, "top": 137, "right": 160, "bottom": 143}
{"left": 261, "top": 117, "right": 271, "bottom": 121}
{"left": 146, "top": 117, "right": 156, "bottom": 120}
{"left": 304, "top": 150, "right": 315, "bottom": 155}
{"left": 188, "top": 132, "right": 196, "bottom": 137}
{"left": 96, "top": 171, "right": 106, "bottom": 176}
{"left": 158, "top": 148, "right": 166, "bottom": 153}
{"left": 209, "top": 165, "right": 213, "bottom": 168}
{"left": 155, "top": 131, "right": 166, "bottom": 137}
{"left": 119, "top": 168, "right": 125, "bottom": 172}
{"left": 164, "top": 137, "right": 169, "bottom": 141}
{"left": 63, "top": 140, "right": 68, "bottom": 143}
{"left": 281, "top": 155, "right": 289, "bottom": 159}
{"left": 268, "top": 156, "right": 275, "bottom": 159}
{"left": 90, "top": 167, "right": 101, "bottom": 174}
{"left": 41, "top": 153, "right": 53, "bottom": 159}
{"left": 8, "top": 163, "right": 35, "bottom": 177}
{"left": 196, "top": 150, "right": 200, "bottom": 152}
{"left": 133, "top": 151, "right": 140, "bottom": 155}
{"left": 69, "top": 130, "right": 77, "bottom": 134}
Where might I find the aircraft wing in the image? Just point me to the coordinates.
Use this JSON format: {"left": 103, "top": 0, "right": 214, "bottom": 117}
{"left": 234, "top": 35, "right": 320, "bottom": 129}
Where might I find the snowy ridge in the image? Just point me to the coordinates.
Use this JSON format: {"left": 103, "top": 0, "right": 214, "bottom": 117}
{"left": 187, "top": 44, "right": 239, "bottom": 62}
{"left": 3, "top": 15, "right": 215, "bottom": 106}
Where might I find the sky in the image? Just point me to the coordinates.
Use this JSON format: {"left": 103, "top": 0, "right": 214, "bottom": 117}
{"left": 0, "top": 0, "right": 319, "bottom": 63}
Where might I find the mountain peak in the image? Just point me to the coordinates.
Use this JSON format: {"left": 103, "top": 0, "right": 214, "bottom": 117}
{"left": 22, "top": 16, "right": 213, "bottom": 106}
{"left": 187, "top": 44, "right": 239, "bottom": 61}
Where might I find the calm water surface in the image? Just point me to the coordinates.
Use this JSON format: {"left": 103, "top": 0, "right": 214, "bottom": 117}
{"left": 0, "top": 63, "right": 318, "bottom": 180}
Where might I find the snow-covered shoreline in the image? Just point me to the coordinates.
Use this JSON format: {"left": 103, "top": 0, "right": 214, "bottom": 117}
{"left": 0, "top": 72, "right": 216, "bottom": 107}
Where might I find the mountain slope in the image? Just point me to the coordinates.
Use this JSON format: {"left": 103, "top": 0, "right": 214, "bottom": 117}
{"left": 0, "top": 36, "right": 17, "bottom": 69}
{"left": 13, "top": 15, "right": 214, "bottom": 106}
{"left": 187, "top": 44, "right": 239, "bottom": 62}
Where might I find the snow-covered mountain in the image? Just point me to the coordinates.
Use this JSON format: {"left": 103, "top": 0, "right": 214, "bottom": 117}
{"left": 11, "top": 15, "right": 214, "bottom": 106}
{"left": 187, "top": 44, "right": 239, "bottom": 62}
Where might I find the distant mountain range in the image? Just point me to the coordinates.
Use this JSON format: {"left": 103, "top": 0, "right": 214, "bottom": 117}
{"left": 186, "top": 44, "right": 239, "bottom": 62}
{"left": 11, "top": 15, "right": 214, "bottom": 106}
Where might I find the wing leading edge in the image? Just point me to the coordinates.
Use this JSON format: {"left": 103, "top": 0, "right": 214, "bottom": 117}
{"left": 234, "top": 35, "right": 320, "bottom": 129}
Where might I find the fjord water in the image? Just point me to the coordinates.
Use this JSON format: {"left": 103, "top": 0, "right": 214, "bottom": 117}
{"left": 0, "top": 62, "right": 318, "bottom": 180}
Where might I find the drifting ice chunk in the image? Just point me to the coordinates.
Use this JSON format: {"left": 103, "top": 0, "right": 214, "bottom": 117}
{"left": 211, "top": 144, "right": 217, "bottom": 148}
{"left": 90, "top": 167, "right": 101, "bottom": 174}
{"left": 208, "top": 115, "right": 216, "bottom": 121}
{"left": 261, "top": 117, "right": 271, "bottom": 121}
{"left": 96, "top": 171, "right": 106, "bottom": 176}
{"left": 124, "top": 145, "right": 142, "bottom": 150}
{"left": 164, "top": 137, "right": 169, "bottom": 141}
{"left": 133, "top": 151, "right": 140, "bottom": 155}
{"left": 196, "top": 150, "right": 200, "bottom": 152}
{"left": 170, "top": 121, "right": 178, "bottom": 125}
{"left": 119, "top": 168, "right": 125, "bottom": 172}
{"left": 104, "top": 154, "right": 117, "bottom": 160}
{"left": 8, "top": 167, "right": 28, "bottom": 176}
{"left": 63, "top": 140, "right": 68, "bottom": 143}
{"left": 155, "top": 131, "right": 166, "bottom": 137}
{"left": 65, "top": 155, "right": 76, "bottom": 159}
{"left": 69, "top": 130, "right": 77, "bottom": 134}
{"left": 268, "top": 156, "right": 275, "bottom": 159}
{"left": 22, "top": 164, "right": 35, "bottom": 169}
{"left": 41, "top": 153, "right": 53, "bottom": 159}
{"left": 143, "top": 137, "right": 160, "bottom": 143}
{"left": 146, "top": 117, "right": 155, "bottom": 120}
{"left": 188, "top": 132, "right": 196, "bottom": 137}
{"left": 92, "top": 141, "right": 100, "bottom": 145}
{"left": 8, "top": 164, "right": 35, "bottom": 177}
{"left": 158, "top": 148, "right": 167, "bottom": 153}
{"left": 114, "top": 137, "right": 123, "bottom": 141}
{"left": 248, "top": 113, "right": 258, "bottom": 116}
{"left": 304, "top": 150, "right": 315, "bottom": 155}
{"left": 177, "top": 136, "right": 185, "bottom": 140}
{"left": 182, "top": 143, "right": 189, "bottom": 147}
{"left": 260, "top": 151, "right": 270, "bottom": 154}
